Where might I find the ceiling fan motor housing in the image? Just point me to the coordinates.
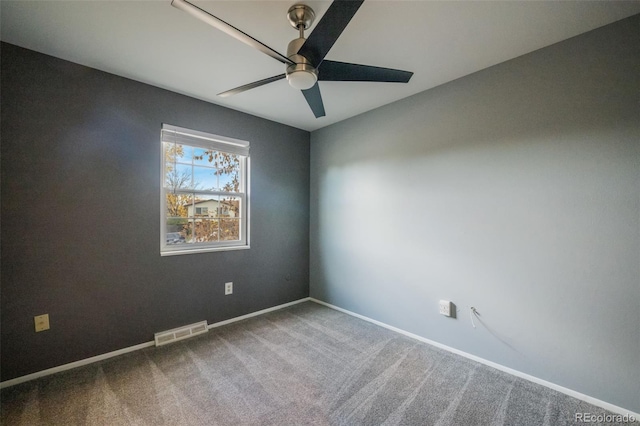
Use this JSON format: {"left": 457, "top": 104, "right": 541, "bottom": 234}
{"left": 285, "top": 31, "right": 318, "bottom": 90}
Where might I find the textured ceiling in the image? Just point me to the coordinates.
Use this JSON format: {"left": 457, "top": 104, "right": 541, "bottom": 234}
{"left": 2, "top": 1, "right": 639, "bottom": 131}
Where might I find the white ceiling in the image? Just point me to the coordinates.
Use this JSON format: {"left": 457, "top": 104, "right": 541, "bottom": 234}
{"left": 2, "top": 1, "right": 639, "bottom": 131}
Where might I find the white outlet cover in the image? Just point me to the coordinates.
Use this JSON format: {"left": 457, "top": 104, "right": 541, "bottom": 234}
{"left": 439, "top": 300, "right": 452, "bottom": 316}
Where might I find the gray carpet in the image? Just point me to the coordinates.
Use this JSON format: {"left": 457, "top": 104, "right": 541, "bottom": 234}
{"left": 0, "top": 302, "right": 620, "bottom": 425}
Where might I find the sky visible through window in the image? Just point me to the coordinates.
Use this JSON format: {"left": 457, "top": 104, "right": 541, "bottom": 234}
{"left": 170, "top": 145, "right": 239, "bottom": 192}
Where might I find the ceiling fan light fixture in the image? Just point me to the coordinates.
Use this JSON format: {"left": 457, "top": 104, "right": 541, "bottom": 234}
{"left": 286, "top": 68, "right": 318, "bottom": 90}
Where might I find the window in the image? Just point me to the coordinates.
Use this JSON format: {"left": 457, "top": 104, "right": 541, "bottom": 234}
{"left": 161, "top": 124, "right": 249, "bottom": 255}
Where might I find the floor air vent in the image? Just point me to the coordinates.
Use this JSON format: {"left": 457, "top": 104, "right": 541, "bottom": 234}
{"left": 154, "top": 321, "right": 208, "bottom": 347}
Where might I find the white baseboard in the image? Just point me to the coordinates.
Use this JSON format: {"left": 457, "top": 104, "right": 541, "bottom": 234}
{"left": 0, "top": 297, "right": 311, "bottom": 389}
{"left": 0, "top": 341, "right": 155, "bottom": 389}
{"left": 207, "top": 297, "right": 310, "bottom": 329}
{"left": 309, "top": 298, "right": 639, "bottom": 419}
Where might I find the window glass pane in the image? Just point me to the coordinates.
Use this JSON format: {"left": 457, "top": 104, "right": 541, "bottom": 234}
{"left": 192, "top": 147, "right": 209, "bottom": 167}
{"left": 189, "top": 195, "right": 218, "bottom": 218}
{"left": 218, "top": 154, "right": 241, "bottom": 192}
{"left": 220, "top": 219, "right": 240, "bottom": 241}
{"left": 165, "top": 163, "right": 193, "bottom": 191}
{"left": 176, "top": 144, "right": 192, "bottom": 164}
{"left": 193, "top": 219, "right": 220, "bottom": 243}
{"left": 166, "top": 193, "right": 191, "bottom": 218}
{"left": 217, "top": 196, "right": 241, "bottom": 218}
{"left": 193, "top": 166, "right": 217, "bottom": 191}
{"left": 165, "top": 219, "right": 188, "bottom": 245}
{"left": 164, "top": 143, "right": 192, "bottom": 167}
{"left": 203, "top": 150, "right": 223, "bottom": 168}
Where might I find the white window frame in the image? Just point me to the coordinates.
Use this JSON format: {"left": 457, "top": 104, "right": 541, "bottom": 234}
{"left": 161, "top": 124, "right": 250, "bottom": 256}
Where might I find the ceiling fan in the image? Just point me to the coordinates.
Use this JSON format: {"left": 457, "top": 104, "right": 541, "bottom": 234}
{"left": 171, "top": 0, "right": 413, "bottom": 118}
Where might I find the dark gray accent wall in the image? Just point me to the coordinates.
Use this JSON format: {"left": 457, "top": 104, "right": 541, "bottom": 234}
{"left": 310, "top": 16, "right": 640, "bottom": 412}
{"left": 1, "top": 43, "right": 310, "bottom": 381}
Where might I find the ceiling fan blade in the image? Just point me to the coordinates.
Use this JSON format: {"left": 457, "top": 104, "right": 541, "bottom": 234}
{"left": 297, "top": 0, "right": 364, "bottom": 67}
{"left": 301, "top": 83, "right": 326, "bottom": 118}
{"left": 171, "top": 0, "right": 293, "bottom": 65}
{"left": 319, "top": 60, "right": 413, "bottom": 83}
{"left": 218, "top": 74, "right": 286, "bottom": 97}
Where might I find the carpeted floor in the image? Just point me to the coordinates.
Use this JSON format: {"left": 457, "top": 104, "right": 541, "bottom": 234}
{"left": 0, "top": 302, "right": 620, "bottom": 425}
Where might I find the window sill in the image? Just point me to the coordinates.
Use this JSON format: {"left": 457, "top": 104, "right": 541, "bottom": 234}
{"left": 161, "top": 244, "right": 250, "bottom": 256}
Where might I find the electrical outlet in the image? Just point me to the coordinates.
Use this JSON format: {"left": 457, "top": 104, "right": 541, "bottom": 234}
{"left": 225, "top": 282, "right": 233, "bottom": 295}
{"left": 34, "top": 314, "right": 50, "bottom": 332}
{"left": 439, "top": 300, "right": 452, "bottom": 317}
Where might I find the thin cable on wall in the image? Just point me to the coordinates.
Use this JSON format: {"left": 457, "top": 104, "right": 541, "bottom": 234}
{"left": 470, "top": 307, "right": 479, "bottom": 328}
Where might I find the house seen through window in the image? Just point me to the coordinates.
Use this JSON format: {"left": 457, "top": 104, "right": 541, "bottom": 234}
{"left": 161, "top": 124, "right": 249, "bottom": 255}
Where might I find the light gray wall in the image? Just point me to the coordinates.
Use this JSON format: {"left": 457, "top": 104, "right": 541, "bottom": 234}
{"left": 1, "top": 43, "right": 310, "bottom": 381}
{"left": 310, "top": 15, "right": 640, "bottom": 412}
